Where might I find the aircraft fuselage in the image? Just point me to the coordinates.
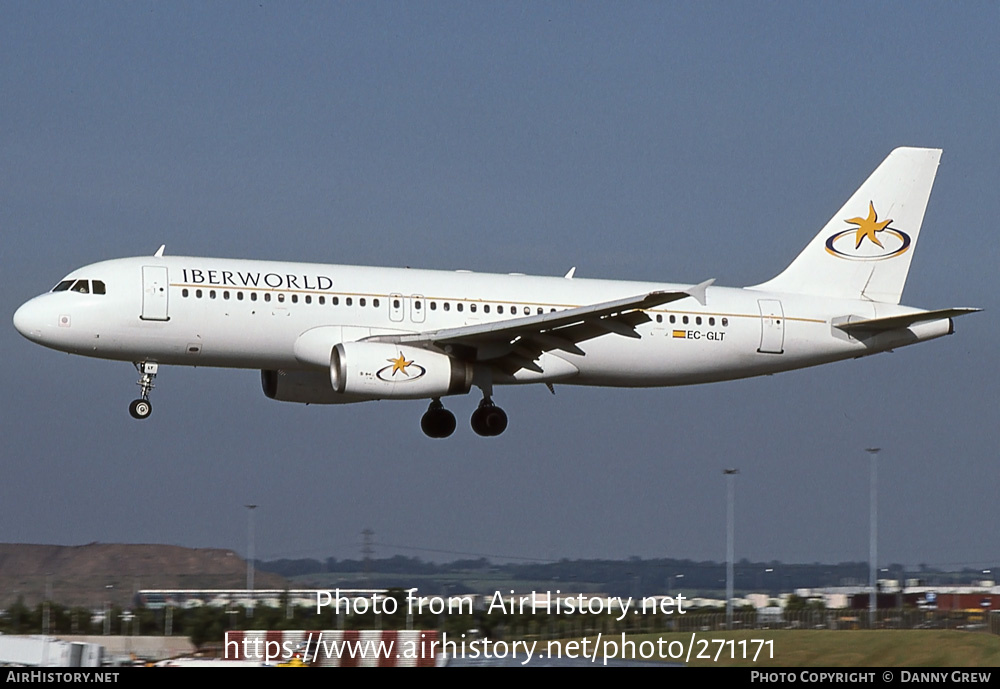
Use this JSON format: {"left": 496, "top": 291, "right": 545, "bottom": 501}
{"left": 14, "top": 255, "right": 949, "bottom": 387}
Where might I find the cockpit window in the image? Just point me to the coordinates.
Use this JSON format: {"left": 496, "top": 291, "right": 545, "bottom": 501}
{"left": 52, "top": 279, "right": 107, "bottom": 294}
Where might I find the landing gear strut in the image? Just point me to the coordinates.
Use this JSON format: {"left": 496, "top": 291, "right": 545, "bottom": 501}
{"left": 471, "top": 397, "right": 507, "bottom": 437}
{"left": 421, "top": 398, "right": 456, "bottom": 438}
{"left": 129, "top": 362, "right": 157, "bottom": 420}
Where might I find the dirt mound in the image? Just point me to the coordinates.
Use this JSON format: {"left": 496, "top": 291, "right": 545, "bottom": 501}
{"left": 0, "top": 543, "right": 287, "bottom": 607}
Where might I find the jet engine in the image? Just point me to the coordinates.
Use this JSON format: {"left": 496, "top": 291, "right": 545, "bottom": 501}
{"left": 331, "top": 342, "right": 472, "bottom": 399}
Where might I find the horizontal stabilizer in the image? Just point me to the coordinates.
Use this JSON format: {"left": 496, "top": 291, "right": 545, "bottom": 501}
{"left": 834, "top": 308, "right": 981, "bottom": 334}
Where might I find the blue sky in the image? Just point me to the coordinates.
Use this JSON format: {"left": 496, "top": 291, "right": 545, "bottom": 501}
{"left": 2, "top": 3, "right": 997, "bottom": 571}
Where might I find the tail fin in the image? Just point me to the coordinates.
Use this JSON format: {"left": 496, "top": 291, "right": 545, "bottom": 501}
{"left": 749, "top": 147, "right": 942, "bottom": 304}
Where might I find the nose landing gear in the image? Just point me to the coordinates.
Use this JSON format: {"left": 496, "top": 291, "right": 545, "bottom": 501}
{"left": 129, "top": 362, "right": 157, "bottom": 420}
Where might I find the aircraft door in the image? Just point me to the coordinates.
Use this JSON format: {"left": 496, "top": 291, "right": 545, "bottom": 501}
{"left": 389, "top": 293, "right": 404, "bottom": 322}
{"left": 410, "top": 294, "right": 425, "bottom": 323}
{"left": 757, "top": 299, "right": 784, "bottom": 354}
{"left": 141, "top": 266, "right": 170, "bottom": 321}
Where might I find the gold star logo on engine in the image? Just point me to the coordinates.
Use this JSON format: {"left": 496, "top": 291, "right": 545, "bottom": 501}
{"left": 376, "top": 353, "right": 427, "bottom": 383}
{"left": 846, "top": 201, "right": 893, "bottom": 249}
{"left": 388, "top": 353, "right": 414, "bottom": 377}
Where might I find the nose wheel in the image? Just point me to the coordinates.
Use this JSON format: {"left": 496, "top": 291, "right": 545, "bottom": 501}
{"left": 421, "top": 399, "right": 456, "bottom": 438}
{"left": 471, "top": 397, "right": 507, "bottom": 437}
{"left": 129, "top": 362, "right": 158, "bottom": 420}
{"left": 129, "top": 398, "right": 152, "bottom": 420}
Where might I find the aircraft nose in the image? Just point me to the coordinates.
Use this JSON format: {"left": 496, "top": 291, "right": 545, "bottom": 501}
{"left": 13, "top": 298, "right": 46, "bottom": 342}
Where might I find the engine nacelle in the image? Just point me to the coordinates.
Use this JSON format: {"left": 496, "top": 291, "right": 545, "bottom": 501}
{"left": 331, "top": 342, "right": 472, "bottom": 400}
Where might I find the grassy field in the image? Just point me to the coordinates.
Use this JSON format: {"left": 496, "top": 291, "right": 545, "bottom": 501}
{"left": 560, "top": 630, "right": 1000, "bottom": 667}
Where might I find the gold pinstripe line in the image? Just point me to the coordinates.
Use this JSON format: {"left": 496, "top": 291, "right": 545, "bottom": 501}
{"left": 169, "top": 283, "right": 826, "bottom": 324}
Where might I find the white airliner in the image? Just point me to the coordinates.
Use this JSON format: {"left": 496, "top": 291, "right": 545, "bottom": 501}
{"left": 13, "top": 148, "right": 978, "bottom": 437}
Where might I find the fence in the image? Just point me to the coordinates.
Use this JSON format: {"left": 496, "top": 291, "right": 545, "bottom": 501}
{"left": 490, "top": 609, "right": 1000, "bottom": 641}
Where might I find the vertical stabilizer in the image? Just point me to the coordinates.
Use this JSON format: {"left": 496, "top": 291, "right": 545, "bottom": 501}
{"left": 749, "top": 147, "right": 941, "bottom": 304}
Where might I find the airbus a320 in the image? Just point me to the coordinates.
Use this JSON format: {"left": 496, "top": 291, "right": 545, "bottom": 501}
{"left": 13, "top": 148, "right": 978, "bottom": 437}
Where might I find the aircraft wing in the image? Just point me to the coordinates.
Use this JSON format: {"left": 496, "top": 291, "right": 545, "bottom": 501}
{"left": 833, "top": 307, "right": 981, "bottom": 335}
{"left": 365, "top": 279, "right": 714, "bottom": 373}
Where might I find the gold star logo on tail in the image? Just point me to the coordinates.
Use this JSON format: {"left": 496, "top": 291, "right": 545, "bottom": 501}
{"left": 388, "top": 353, "right": 414, "bottom": 377}
{"left": 846, "top": 201, "right": 893, "bottom": 249}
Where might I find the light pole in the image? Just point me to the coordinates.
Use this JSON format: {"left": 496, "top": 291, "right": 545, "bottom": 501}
{"left": 104, "top": 585, "right": 113, "bottom": 635}
{"left": 724, "top": 468, "right": 739, "bottom": 630}
{"left": 246, "top": 504, "right": 257, "bottom": 619}
{"left": 865, "top": 448, "right": 880, "bottom": 628}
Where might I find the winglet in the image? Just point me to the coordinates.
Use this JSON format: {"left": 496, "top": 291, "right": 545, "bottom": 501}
{"left": 154, "top": 245, "right": 166, "bottom": 258}
{"left": 564, "top": 267, "right": 576, "bottom": 279}
{"left": 684, "top": 278, "right": 715, "bottom": 306}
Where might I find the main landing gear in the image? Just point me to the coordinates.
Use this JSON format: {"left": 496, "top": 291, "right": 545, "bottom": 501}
{"left": 470, "top": 397, "right": 507, "bottom": 437}
{"left": 419, "top": 396, "right": 509, "bottom": 438}
{"left": 129, "top": 361, "right": 158, "bottom": 420}
{"left": 421, "top": 399, "right": 457, "bottom": 438}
